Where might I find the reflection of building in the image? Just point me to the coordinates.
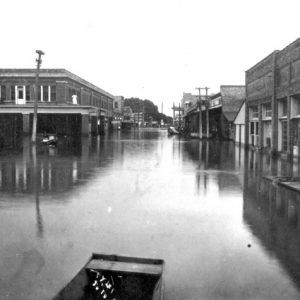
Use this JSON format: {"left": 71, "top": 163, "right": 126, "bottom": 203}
{"left": 245, "top": 38, "right": 300, "bottom": 156}
{"left": 182, "top": 86, "right": 245, "bottom": 139}
{"left": 0, "top": 69, "right": 114, "bottom": 138}
{"left": 0, "top": 136, "right": 118, "bottom": 195}
{"left": 243, "top": 157, "right": 300, "bottom": 290}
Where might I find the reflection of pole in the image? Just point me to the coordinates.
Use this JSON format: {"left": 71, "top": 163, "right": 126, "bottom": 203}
{"left": 32, "top": 50, "right": 45, "bottom": 143}
{"left": 196, "top": 87, "right": 202, "bottom": 139}
{"left": 205, "top": 87, "right": 210, "bottom": 139}
{"left": 32, "top": 145, "right": 43, "bottom": 238}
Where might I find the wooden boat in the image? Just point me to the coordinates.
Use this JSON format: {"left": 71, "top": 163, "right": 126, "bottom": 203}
{"left": 54, "top": 253, "right": 164, "bottom": 300}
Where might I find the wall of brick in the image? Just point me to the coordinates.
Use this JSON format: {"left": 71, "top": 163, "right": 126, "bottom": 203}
{"left": 246, "top": 52, "right": 275, "bottom": 103}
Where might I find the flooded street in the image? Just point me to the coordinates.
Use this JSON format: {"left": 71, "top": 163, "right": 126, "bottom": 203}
{"left": 1, "top": 129, "right": 300, "bottom": 299}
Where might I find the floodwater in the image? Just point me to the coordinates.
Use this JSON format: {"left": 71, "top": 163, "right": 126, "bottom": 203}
{"left": 0, "top": 129, "right": 300, "bottom": 299}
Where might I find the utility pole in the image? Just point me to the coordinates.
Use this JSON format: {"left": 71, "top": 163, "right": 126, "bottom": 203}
{"left": 196, "top": 87, "right": 203, "bottom": 139}
{"left": 178, "top": 102, "right": 181, "bottom": 129}
{"left": 172, "top": 102, "right": 175, "bottom": 126}
{"left": 31, "top": 50, "right": 45, "bottom": 143}
{"left": 204, "top": 87, "right": 210, "bottom": 138}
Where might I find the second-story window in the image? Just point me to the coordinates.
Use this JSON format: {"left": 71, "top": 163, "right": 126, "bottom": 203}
{"left": 115, "top": 102, "right": 118, "bottom": 109}
{"left": 250, "top": 106, "right": 258, "bottom": 119}
{"left": 264, "top": 103, "right": 272, "bottom": 118}
{"left": 282, "top": 101, "right": 287, "bottom": 116}
{"left": 17, "top": 86, "right": 26, "bottom": 104}
{"left": 11, "top": 85, "right": 15, "bottom": 100}
{"left": 43, "top": 85, "right": 49, "bottom": 101}
{"left": 26, "top": 86, "right": 30, "bottom": 101}
{"left": 51, "top": 86, "right": 56, "bottom": 101}
{"left": 0, "top": 85, "right": 6, "bottom": 102}
{"left": 39, "top": 85, "right": 53, "bottom": 102}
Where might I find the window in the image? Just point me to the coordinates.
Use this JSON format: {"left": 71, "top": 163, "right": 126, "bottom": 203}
{"left": 17, "top": 86, "right": 23, "bottom": 99}
{"left": 43, "top": 85, "right": 48, "bottom": 101}
{"left": 114, "top": 102, "right": 118, "bottom": 109}
{"left": 15, "top": 86, "right": 26, "bottom": 104}
{"left": 26, "top": 86, "right": 30, "bottom": 101}
{"left": 251, "top": 106, "right": 258, "bottom": 119}
{"left": 51, "top": 86, "right": 56, "bottom": 101}
{"left": 264, "top": 103, "right": 272, "bottom": 118}
{"left": 11, "top": 85, "right": 15, "bottom": 100}
{"left": 250, "top": 122, "right": 254, "bottom": 134}
{"left": 297, "top": 101, "right": 300, "bottom": 115}
{"left": 38, "top": 86, "right": 41, "bottom": 101}
{"left": 282, "top": 101, "right": 287, "bottom": 116}
{"left": 0, "top": 85, "right": 6, "bottom": 102}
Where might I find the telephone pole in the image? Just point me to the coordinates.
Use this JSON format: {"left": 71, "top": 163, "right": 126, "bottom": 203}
{"left": 204, "top": 87, "right": 210, "bottom": 138}
{"left": 196, "top": 87, "right": 203, "bottom": 139}
{"left": 31, "top": 50, "right": 45, "bottom": 143}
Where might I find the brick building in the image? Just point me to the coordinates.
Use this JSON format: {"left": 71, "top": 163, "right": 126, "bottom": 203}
{"left": 245, "top": 38, "right": 300, "bottom": 156}
{"left": 0, "top": 69, "right": 114, "bottom": 140}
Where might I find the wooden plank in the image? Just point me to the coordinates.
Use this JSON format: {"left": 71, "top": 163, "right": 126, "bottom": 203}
{"left": 86, "top": 259, "right": 163, "bottom": 276}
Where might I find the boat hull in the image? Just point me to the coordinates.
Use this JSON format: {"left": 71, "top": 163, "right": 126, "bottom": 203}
{"left": 54, "top": 253, "right": 164, "bottom": 300}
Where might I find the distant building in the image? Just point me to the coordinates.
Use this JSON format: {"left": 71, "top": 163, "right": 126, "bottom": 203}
{"left": 183, "top": 86, "right": 245, "bottom": 139}
{"left": 113, "top": 96, "right": 124, "bottom": 120}
{"left": 123, "top": 106, "right": 134, "bottom": 122}
{"left": 133, "top": 112, "right": 144, "bottom": 125}
{"left": 0, "top": 69, "right": 114, "bottom": 138}
{"left": 209, "top": 86, "right": 245, "bottom": 140}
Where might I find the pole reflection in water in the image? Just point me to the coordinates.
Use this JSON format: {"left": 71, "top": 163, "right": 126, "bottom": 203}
{"left": 32, "top": 145, "right": 44, "bottom": 238}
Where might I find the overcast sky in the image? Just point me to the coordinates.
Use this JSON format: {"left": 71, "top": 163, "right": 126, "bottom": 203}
{"left": 1, "top": 0, "right": 300, "bottom": 116}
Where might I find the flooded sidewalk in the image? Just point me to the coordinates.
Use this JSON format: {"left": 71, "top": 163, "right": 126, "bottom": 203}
{"left": 0, "top": 130, "right": 300, "bottom": 299}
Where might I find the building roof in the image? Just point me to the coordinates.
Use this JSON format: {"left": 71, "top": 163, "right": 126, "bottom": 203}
{"left": 233, "top": 100, "right": 245, "bottom": 124}
{"left": 0, "top": 69, "right": 114, "bottom": 99}
{"left": 220, "top": 85, "right": 245, "bottom": 122}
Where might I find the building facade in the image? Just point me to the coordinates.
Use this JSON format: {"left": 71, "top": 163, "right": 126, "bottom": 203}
{"left": 0, "top": 69, "right": 114, "bottom": 139}
{"left": 245, "top": 38, "right": 300, "bottom": 156}
{"left": 233, "top": 101, "right": 245, "bottom": 144}
{"left": 183, "top": 86, "right": 245, "bottom": 139}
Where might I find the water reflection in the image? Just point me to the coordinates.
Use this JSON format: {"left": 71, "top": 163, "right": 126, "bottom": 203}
{"left": 244, "top": 150, "right": 300, "bottom": 291}
{"left": 2, "top": 131, "right": 300, "bottom": 299}
{"left": 181, "top": 140, "right": 245, "bottom": 196}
